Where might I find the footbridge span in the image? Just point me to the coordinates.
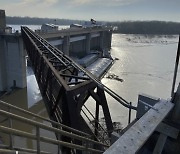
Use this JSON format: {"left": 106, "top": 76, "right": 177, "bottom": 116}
{"left": 20, "top": 27, "right": 180, "bottom": 154}
{"left": 21, "top": 26, "right": 136, "bottom": 153}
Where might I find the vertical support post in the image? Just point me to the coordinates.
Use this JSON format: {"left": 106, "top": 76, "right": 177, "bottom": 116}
{"left": 171, "top": 83, "right": 180, "bottom": 124}
{"left": 94, "top": 102, "right": 99, "bottom": 137}
{"left": 63, "top": 36, "right": 70, "bottom": 56}
{"left": 0, "top": 10, "right": 6, "bottom": 32}
{"left": 66, "top": 91, "right": 80, "bottom": 130}
{"left": 97, "top": 87, "right": 113, "bottom": 137}
{"left": 171, "top": 35, "right": 180, "bottom": 97}
{"left": 99, "top": 31, "right": 104, "bottom": 51}
{"left": 61, "top": 92, "right": 71, "bottom": 154}
{"left": 85, "top": 140, "right": 89, "bottom": 154}
{"left": 85, "top": 33, "right": 91, "bottom": 54}
{"left": 8, "top": 107, "right": 13, "bottom": 149}
{"left": 128, "top": 102, "right": 132, "bottom": 124}
{"left": 0, "top": 36, "right": 7, "bottom": 91}
{"left": 66, "top": 91, "right": 82, "bottom": 154}
{"left": 108, "top": 30, "right": 112, "bottom": 49}
{"left": 94, "top": 101, "right": 101, "bottom": 150}
{"left": 57, "top": 126, "right": 61, "bottom": 154}
{"left": 36, "top": 126, "right": 40, "bottom": 154}
{"left": 153, "top": 134, "right": 167, "bottom": 154}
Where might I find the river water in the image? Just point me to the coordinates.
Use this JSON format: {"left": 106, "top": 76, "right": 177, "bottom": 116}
{"left": 101, "top": 34, "right": 179, "bottom": 126}
{"left": 1, "top": 25, "right": 180, "bottom": 152}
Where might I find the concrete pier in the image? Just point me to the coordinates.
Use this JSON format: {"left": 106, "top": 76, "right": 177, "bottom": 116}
{"left": 0, "top": 34, "right": 27, "bottom": 91}
{"left": 0, "top": 10, "right": 26, "bottom": 92}
{"left": 0, "top": 10, "right": 6, "bottom": 33}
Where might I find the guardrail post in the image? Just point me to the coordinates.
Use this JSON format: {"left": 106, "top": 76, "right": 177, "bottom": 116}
{"left": 128, "top": 102, "right": 132, "bottom": 124}
{"left": 85, "top": 140, "right": 89, "bottom": 153}
{"left": 8, "top": 107, "right": 13, "bottom": 149}
{"left": 57, "top": 126, "right": 61, "bottom": 154}
{"left": 36, "top": 126, "right": 40, "bottom": 154}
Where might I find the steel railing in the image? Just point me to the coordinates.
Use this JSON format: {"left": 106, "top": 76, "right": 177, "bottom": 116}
{"left": 0, "top": 100, "right": 109, "bottom": 153}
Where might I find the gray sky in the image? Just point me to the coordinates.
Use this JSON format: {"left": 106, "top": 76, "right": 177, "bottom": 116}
{"left": 1, "top": 0, "right": 180, "bottom": 22}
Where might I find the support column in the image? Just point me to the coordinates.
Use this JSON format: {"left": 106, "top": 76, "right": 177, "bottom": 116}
{"left": 85, "top": 33, "right": 91, "bottom": 54}
{"left": 6, "top": 35, "right": 26, "bottom": 90}
{"left": 171, "top": 83, "right": 180, "bottom": 124}
{"left": 63, "top": 36, "right": 70, "bottom": 56}
{"left": 0, "top": 10, "right": 6, "bottom": 33}
{"left": 0, "top": 34, "right": 26, "bottom": 92}
{"left": 97, "top": 87, "right": 113, "bottom": 137}
{"left": 107, "top": 30, "right": 112, "bottom": 49}
{"left": 94, "top": 102, "right": 99, "bottom": 137}
{"left": 99, "top": 31, "right": 104, "bottom": 51}
{"left": 66, "top": 91, "right": 82, "bottom": 154}
{"left": 0, "top": 35, "right": 7, "bottom": 91}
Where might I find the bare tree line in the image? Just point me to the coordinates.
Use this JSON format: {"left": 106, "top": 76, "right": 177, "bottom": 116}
{"left": 108, "top": 21, "right": 180, "bottom": 35}
{"left": 6, "top": 16, "right": 180, "bottom": 34}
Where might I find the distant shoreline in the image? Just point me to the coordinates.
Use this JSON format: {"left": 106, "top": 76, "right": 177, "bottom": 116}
{"left": 6, "top": 16, "right": 180, "bottom": 35}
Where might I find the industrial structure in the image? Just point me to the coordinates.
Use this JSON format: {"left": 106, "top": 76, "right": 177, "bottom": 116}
{"left": 0, "top": 9, "right": 112, "bottom": 92}
{"left": 0, "top": 9, "right": 180, "bottom": 153}
{"left": 0, "top": 10, "right": 26, "bottom": 92}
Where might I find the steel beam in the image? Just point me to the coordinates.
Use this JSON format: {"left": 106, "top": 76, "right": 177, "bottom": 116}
{"left": 104, "top": 100, "right": 174, "bottom": 154}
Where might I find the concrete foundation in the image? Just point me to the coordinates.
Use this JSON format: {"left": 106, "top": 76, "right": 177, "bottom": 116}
{"left": 0, "top": 34, "right": 26, "bottom": 91}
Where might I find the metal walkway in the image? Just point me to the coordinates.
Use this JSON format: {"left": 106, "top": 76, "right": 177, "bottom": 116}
{"left": 104, "top": 99, "right": 175, "bottom": 154}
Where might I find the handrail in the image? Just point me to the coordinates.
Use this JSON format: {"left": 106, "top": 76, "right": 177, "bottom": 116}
{"left": 82, "top": 105, "right": 110, "bottom": 145}
{"left": 0, "top": 107, "right": 109, "bottom": 148}
{"left": 81, "top": 109, "right": 109, "bottom": 145}
{"left": 0, "top": 147, "right": 51, "bottom": 154}
{"left": 83, "top": 105, "right": 108, "bottom": 135}
{"left": 0, "top": 126, "right": 103, "bottom": 153}
{"left": 0, "top": 102, "right": 109, "bottom": 153}
{"left": 0, "top": 100, "right": 89, "bottom": 137}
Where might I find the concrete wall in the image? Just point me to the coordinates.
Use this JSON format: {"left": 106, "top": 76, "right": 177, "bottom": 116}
{"left": 45, "top": 29, "right": 112, "bottom": 58}
{"left": 0, "top": 36, "right": 7, "bottom": 90}
{"left": 90, "top": 37, "right": 100, "bottom": 50}
{"left": 0, "top": 10, "right": 6, "bottom": 32}
{"left": 70, "top": 40, "right": 86, "bottom": 58}
{"left": 0, "top": 34, "right": 26, "bottom": 91}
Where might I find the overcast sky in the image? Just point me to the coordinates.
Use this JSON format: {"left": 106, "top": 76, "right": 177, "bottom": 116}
{"left": 1, "top": 0, "right": 180, "bottom": 22}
